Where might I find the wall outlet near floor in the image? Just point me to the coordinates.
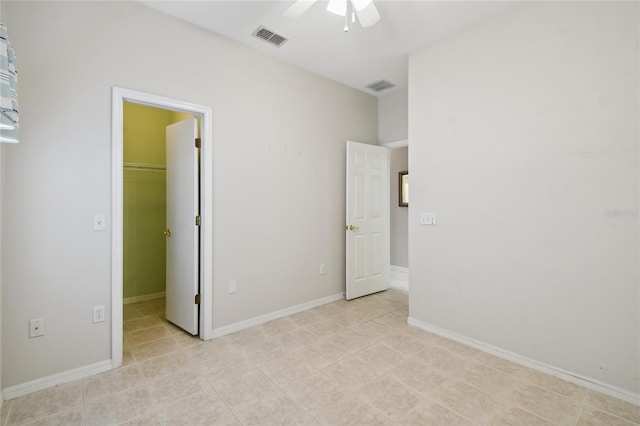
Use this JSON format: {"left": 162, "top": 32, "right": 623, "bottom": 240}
{"left": 29, "top": 318, "right": 45, "bottom": 338}
{"left": 319, "top": 264, "right": 326, "bottom": 275}
{"left": 93, "top": 214, "right": 106, "bottom": 231}
{"left": 93, "top": 305, "right": 105, "bottom": 323}
{"left": 228, "top": 280, "right": 237, "bottom": 294}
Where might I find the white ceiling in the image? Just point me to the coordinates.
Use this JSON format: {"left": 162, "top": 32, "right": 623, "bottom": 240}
{"left": 140, "top": 1, "right": 518, "bottom": 97}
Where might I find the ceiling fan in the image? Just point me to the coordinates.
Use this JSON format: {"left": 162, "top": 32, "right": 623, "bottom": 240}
{"left": 284, "top": 0, "right": 381, "bottom": 30}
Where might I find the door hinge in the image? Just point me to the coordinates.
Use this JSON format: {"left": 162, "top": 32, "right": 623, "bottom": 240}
{"left": 195, "top": 138, "right": 201, "bottom": 149}
{"left": 195, "top": 215, "right": 201, "bottom": 226}
{"left": 195, "top": 294, "right": 201, "bottom": 305}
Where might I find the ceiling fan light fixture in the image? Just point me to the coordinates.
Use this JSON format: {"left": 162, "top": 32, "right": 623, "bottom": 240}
{"left": 354, "top": 1, "right": 380, "bottom": 28}
{"left": 327, "top": 0, "right": 346, "bottom": 17}
{"left": 352, "top": 0, "right": 372, "bottom": 12}
{"left": 286, "top": 0, "right": 379, "bottom": 29}
{"left": 283, "top": 0, "right": 316, "bottom": 18}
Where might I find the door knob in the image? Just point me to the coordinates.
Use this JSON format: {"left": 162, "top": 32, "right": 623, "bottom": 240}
{"left": 349, "top": 225, "right": 360, "bottom": 231}
{"left": 163, "top": 229, "right": 171, "bottom": 237}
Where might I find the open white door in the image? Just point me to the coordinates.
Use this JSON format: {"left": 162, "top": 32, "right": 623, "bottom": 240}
{"left": 165, "top": 118, "right": 199, "bottom": 335}
{"left": 346, "top": 141, "right": 390, "bottom": 300}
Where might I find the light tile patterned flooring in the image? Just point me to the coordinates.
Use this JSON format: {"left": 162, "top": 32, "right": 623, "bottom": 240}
{"left": 2, "top": 288, "right": 639, "bottom": 426}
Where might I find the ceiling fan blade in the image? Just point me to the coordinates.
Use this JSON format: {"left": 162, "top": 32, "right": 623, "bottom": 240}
{"left": 353, "top": 0, "right": 380, "bottom": 28}
{"left": 326, "top": 0, "right": 346, "bottom": 16}
{"left": 284, "top": 0, "right": 317, "bottom": 18}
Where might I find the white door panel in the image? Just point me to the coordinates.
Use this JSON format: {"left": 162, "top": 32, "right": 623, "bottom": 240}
{"left": 165, "top": 118, "right": 199, "bottom": 335}
{"left": 346, "top": 141, "right": 390, "bottom": 300}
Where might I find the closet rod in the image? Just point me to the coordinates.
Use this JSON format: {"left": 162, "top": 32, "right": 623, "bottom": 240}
{"left": 124, "top": 162, "right": 166, "bottom": 172}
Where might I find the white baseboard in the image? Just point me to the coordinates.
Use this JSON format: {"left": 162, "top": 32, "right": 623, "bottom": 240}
{"left": 407, "top": 317, "right": 640, "bottom": 406}
{"left": 2, "top": 360, "right": 112, "bottom": 401}
{"left": 390, "top": 265, "right": 408, "bottom": 274}
{"left": 123, "top": 291, "right": 165, "bottom": 304}
{"left": 211, "top": 293, "right": 344, "bottom": 339}
{"left": 390, "top": 265, "right": 409, "bottom": 281}
{"left": 2, "top": 293, "right": 344, "bottom": 401}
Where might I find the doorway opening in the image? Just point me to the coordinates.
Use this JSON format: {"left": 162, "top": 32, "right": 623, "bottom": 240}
{"left": 385, "top": 140, "right": 409, "bottom": 294}
{"left": 111, "top": 87, "right": 213, "bottom": 369}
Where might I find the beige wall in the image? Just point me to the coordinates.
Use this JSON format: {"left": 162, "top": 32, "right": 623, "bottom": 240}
{"left": 1, "top": 0, "right": 5, "bottom": 406}
{"left": 409, "top": 1, "right": 638, "bottom": 394}
{"left": 389, "top": 147, "right": 408, "bottom": 268}
{"left": 1, "top": 1, "right": 377, "bottom": 389}
{"left": 0, "top": 144, "right": 3, "bottom": 406}
{"left": 378, "top": 90, "right": 408, "bottom": 144}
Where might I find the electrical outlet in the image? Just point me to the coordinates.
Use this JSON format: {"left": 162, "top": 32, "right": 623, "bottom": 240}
{"left": 319, "top": 264, "right": 326, "bottom": 275}
{"left": 93, "top": 305, "right": 105, "bottom": 323}
{"left": 420, "top": 212, "right": 437, "bottom": 225}
{"left": 29, "top": 318, "right": 45, "bottom": 338}
{"left": 93, "top": 214, "right": 106, "bottom": 231}
{"left": 228, "top": 280, "right": 237, "bottom": 294}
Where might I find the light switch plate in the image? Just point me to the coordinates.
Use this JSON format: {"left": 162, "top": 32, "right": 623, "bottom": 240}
{"left": 29, "top": 318, "right": 45, "bottom": 338}
{"left": 420, "top": 212, "right": 437, "bottom": 225}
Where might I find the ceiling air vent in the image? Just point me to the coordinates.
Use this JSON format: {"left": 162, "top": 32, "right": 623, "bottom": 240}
{"left": 366, "top": 79, "right": 395, "bottom": 92}
{"left": 252, "top": 26, "right": 288, "bottom": 48}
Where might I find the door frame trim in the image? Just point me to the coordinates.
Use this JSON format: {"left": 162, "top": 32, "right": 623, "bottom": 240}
{"left": 111, "top": 87, "right": 214, "bottom": 368}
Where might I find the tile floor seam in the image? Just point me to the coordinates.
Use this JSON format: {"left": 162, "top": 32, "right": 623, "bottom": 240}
{"left": 202, "top": 375, "right": 240, "bottom": 425}
{"left": 80, "top": 374, "right": 87, "bottom": 426}
{"left": 573, "top": 402, "right": 592, "bottom": 426}
{"left": 429, "top": 384, "right": 502, "bottom": 425}
{"left": 472, "top": 359, "right": 578, "bottom": 401}
{"left": 452, "top": 374, "right": 513, "bottom": 406}
{"left": 510, "top": 403, "right": 565, "bottom": 426}
{"left": 282, "top": 392, "right": 317, "bottom": 424}
{"left": 2, "top": 403, "right": 11, "bottom": 426}
{"left": 575, "top": 387, "right": 589, "bottom": 406}
{"left": 506, "top": 385, "right": 581, "bottom": 426}
{"left": 347, "top": 397, "right": 394, "bottom": 425}
{"left": 423, "top": 396, "right": 482, "bottom": 426}
{"left": 583, "top": 403, "right": 640, "bottom": 426}
{"left": 524, "top": 381, "right": 582, "bottom": 405}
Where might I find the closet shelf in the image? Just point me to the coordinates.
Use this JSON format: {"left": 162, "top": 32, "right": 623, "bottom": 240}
{"left": 124, "top": 162, "right": 166, "bottom": 172}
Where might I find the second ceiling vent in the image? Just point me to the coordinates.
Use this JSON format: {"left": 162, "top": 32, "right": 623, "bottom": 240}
{"left": 252, "top": 26, "right": 289, "bottom": 48}
{"left": 366, "top": 79, "right": 395, "bottom": 92}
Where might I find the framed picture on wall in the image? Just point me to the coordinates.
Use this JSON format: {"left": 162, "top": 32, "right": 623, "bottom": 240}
{"left": 399, "top": 171, "right": 408, "bottom": 207}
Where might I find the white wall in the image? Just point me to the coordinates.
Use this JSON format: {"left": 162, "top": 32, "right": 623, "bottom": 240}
{"left": 409, "top": 1, "right": 639, "bottom": 395}
{"left": 378, "top": 90, "right": 408, "bottom": 144}
{"left": 389, "top": 147, "right": 408, "bottom": 268}
{"left": 0, "top": 144, "right": 3, "bottom": 407}
{"left": 1, "top": 1, "right": 377, "bottom": 389}
{"left": 0, "top": 0, "right": 5, "bottom": 406}
{"left": 380, "top": 90, "right": 409, "bottom": 269}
